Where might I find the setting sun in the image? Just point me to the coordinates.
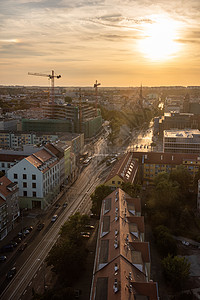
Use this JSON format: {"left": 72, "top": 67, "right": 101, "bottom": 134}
{"left": 138, "top": 16, "right": 181, "bottom": 61}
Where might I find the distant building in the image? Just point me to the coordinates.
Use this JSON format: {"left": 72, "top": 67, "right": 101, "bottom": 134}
{"left": 163, "top": 129, "right": 200, "bottom": 153}
{"left": 90, "top": 188, "right": 159, "bottom": 300}
{"left": 21, "top": 103, "right": 103, "bottom": 139}
{"left": 158, "top": 112, "right": 200, "bottom": 137}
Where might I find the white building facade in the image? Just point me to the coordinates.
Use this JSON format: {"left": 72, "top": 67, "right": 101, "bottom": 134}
{"left": 7, "top": 149, "right": 60, "bottom": 210}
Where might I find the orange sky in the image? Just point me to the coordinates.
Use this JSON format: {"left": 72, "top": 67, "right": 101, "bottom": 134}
{"left": 0, "top": 0, "right": 200, "bottom": 87}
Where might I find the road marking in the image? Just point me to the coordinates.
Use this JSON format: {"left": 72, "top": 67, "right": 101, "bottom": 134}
{"left": 28, "top": 281, "right": 32, "bottom": 286}
{"left": 23, "top": 290, "right": 27, "bottom": 295}
{"left": 34, "top": 273, "right": 37, "bottom": 278}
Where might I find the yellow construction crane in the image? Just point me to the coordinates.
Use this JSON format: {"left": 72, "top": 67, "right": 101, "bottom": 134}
{"left": 28, "top": 70, "right": 61, "bottom": 105}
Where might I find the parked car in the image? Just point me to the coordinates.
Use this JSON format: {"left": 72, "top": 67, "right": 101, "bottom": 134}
{"left": 63, "top": 202, "right": 68, "bottom": 208}
{"left": 13, "top": 236, "right": 22, "bottom": 244}
{"left": 0, "top": 255, "right": 7, "bottom": 262}
{"left": 55, "top": 203, "right": 60, "bottom": 208}
{"left": 9, "top": 241, "right": 18, "bottom": 247}
{"left": 26, "top": 226, "right": 33, "bottom": 232}
{"left": 51, "top": 215, "right": 58, "bottom": 222}
{"left": 23, "top": 229, "right": 30, "bottom": 235}
{"left": 6, "top": 267, "right": 17, "bottom": 280}
{"left": 182, "top": 240, "right": 190, "bottom": 246}
{"left": 19, "top": 243, "right": 27, "bottom": 251}
{"left": 18, "top": 232, "right": 26, "bottom": 239}
{"left": 84, "top": 225, "right": 95, "bottom": 230}
{"left": 37, "top": 223, "right": 44, "bottom": 231}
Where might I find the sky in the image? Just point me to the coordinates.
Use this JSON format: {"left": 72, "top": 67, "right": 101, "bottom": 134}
{"left": 0, "top": 0, "right": 200, "bottom": 87}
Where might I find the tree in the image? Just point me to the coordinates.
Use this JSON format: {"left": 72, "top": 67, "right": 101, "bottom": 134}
{"left": 154, "top": 225, "right": 177, "bottom": 257}
{"left": 64, "top": 96, "right": 72, "bottom": 103}
{"left": 46, "top": 213, "right": 89, "bottom": 285}
{"left": 121, "top": 182, "right": 141, "bottom": 198}
{"left": 91, "top": 185, "right": 112, "bottom": 216}
{"left": 162, "top": 255, "right": 190, "bottom": 289}
{"left": 169, "top": 166, "right": 192, "bottom": 200}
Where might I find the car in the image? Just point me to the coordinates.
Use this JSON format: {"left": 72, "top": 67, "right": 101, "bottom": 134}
{"left": 23, "top": 229, "right": 30, "bottom": 235}
{"left": 9, "top": 241, "right": 18, "bottom": 247}
{"left": 55, "top": 203, "right": 60, "bottom": 208}
{"left": 81, "top": 232, "right": 90, "bottom": 236}
{"left": 182, "top": 240, "right": 190, "bottom": 246}
{"left": 13, "top": 236, "right": 22, "bottom": 244}
{"left": 26, "top": 226, "right": 33, "bottom": 232}
{"left": 51, "top": 215, "right": 58, "bottom": 222}
{"left": 0, "top": 255, "right": 7, "bottom": 262}
{"left": 6, "top": 267, "right": 17, "bottom": 280}
{"left": 37, "top": 223, "right": 44, "bottom": 231}
{"left": 81, "top": 233, "right": 90, "bottom": 238}
{"left": 18, "top": 231, "right": 26, "bottom": 238}
{"left": 90, "top": 213, "right": 99, "bottom": 219}
{"left": 19, "top": 243, "right": 27, "bottom": 251}
{"left": 63, "top": 202, "right": 68, "bottom": 208}
{"left": 84, "top": 225, "right": 95, "bottom": 230}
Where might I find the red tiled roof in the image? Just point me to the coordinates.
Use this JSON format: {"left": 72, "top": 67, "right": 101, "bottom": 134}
{"left": 132, "top": 151, "right": 200, "bottom": 165}
{"left": 0, "top": 154, "right": 27, "bottom": 162}
{"left": 0, "top": 176, "right": 17, "bottom": 197}
{"left": 105, "top": 153, "right": 138, "bottom": 184}
{"left": 91, "top": 188, "right": 158, "bottom": 300}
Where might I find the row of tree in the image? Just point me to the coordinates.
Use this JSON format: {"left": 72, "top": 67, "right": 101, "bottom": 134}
{"left": 33, "top": 213, "right": 90, "bottom": 300}
{"left": 146, "top": 167, "right": 196, "bottom": 290}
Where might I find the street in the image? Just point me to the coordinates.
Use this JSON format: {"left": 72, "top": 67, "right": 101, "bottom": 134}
{"left": 0, "top": 138, "right": 110, "bottom": 300}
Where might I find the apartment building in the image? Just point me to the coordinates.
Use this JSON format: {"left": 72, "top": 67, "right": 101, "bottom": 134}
{"left": 163, "top": 129, "right": 200, "bottom": 153}
{"left": 7, "top": 148, "right": 60, "bottom": 210}
{"left": 0, "top": 176, "right": 19, "bottom": 231}
{"left": 104, "top": 152, "right": 139, "bottom": 190}
{"left": 0, "top": 176, "right": 19, "bottom": 240}
{"left": 131, "top": 151, "right": 200, "bottom": 185}
{"left": 158, "top": 112, "right": 200, "bottom": 137}
{"left": 90, "top": 188, "right": 158, "bottom": 300}
{"left": 0, "top": 198, "right": 7, "bottom": 240}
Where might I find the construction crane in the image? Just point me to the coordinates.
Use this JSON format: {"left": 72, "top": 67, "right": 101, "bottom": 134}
{"left": 94, "top": 80, "right": 101, "bottom": 116}
{"left": 79, "top": 88, "right": 82, "bottom": 133}
{"left": 28, "top": 70, "right": 61, "bottom": 105}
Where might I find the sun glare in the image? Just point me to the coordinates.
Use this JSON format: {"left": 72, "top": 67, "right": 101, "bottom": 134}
{"left": 138, "top": 16, "right": 180, "bottom": 61}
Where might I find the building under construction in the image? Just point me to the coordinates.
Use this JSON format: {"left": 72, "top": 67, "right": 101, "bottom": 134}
{"left": 22, "top": 103, "right": 102, "bottom": 139}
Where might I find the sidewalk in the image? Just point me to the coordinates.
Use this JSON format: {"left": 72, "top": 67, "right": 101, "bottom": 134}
{"left": 0, "top": 211, "right": 39, "bottom": 248}
{"left": 0, "top": 180, "right": 73, "bottom": 248}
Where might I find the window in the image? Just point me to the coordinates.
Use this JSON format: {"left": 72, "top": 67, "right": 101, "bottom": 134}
{"left": 32, "top": 192, "right": 36, "bottom": 197}
{"left": 2, "top": 163, "right": 4, "bottom": 167}
{"left": 14, "top": 173, "right": 18, "bottom": 179}
{"left": 32, "top": 174, "right": 36, "bottom": 180}
{"left": 118, "top": 181, "right": 121, "bottom": 184}
{"left": 32, "top": 182, "right": 36, "bottom": 188}
{"left": 23, "top": 174, "right": 27, "bottom": 179}
{"left": 23, "top": 182, "right": 27, "bottom": 188}
{"left": 112, "top": 181, "right": 115, "bottom": 184}
{"left": 23, "top": 191, "right": 27, "bottom": 196}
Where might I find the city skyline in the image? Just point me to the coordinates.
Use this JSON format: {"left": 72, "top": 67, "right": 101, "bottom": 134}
{"left": 1, "top": 0, "right": 200, "bottom": 87}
